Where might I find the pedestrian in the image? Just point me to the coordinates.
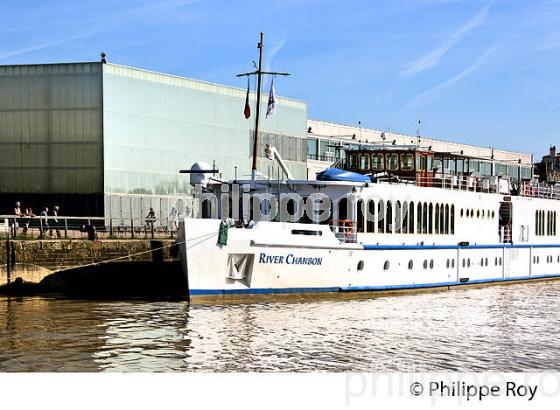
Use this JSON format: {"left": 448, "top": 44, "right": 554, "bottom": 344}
{"left": 40, "top": 207, "right": 49, "bottom": 237}
{"left": 12, "top": 202, "right": 22, "bottom": 236}
{"left": 168, "top": 206, "right": 178, "bottom": 237}
{"left": 145, "top": 207, "right": 156, "bottom": 236}
{"left": 51, "top": 205, "right": 61, "bottom": 238}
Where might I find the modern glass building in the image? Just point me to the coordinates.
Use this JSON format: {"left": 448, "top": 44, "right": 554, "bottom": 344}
{"left": 0, "top": 61, "right": 308, "bottom": 219}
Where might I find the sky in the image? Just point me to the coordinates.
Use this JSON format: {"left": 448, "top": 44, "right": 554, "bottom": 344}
{"left": 1, "top": 0, "right": 559, "bottom": 157}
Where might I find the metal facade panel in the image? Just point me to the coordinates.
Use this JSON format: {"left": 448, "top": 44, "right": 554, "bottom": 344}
{"left": 0, "top": 62, "right": 103, "bottom": 194}
{"left": 102, "top": 64, "right": 308, "bottom": 196}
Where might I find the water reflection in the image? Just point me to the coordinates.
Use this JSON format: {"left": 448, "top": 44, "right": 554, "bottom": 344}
{"left": 1, "top": 281, "right": 560, "bottom": 372}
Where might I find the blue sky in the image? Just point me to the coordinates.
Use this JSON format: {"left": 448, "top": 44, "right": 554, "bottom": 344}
{"left": 1, "top": 0, "right": 559, "bottom": 157}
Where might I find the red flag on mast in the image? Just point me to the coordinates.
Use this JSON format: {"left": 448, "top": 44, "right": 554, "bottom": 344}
{"left": 244, "top": 79, "right": 251, "bottom": 119}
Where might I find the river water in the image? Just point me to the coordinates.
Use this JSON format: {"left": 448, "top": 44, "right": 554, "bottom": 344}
{"left": 1, "top": 281, "right": 560, "bottom": 372}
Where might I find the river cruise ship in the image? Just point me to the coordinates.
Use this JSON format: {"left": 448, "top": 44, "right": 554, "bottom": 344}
{"left": 179, "top": 143, "right": 560, "bottom": 303}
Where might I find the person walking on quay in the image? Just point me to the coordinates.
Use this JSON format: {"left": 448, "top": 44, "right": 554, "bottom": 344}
{"left": 51, "top": 205, "right": 61, "bottom": 238}
{"left": 40, "top": 207, "right": 49, "bottom": 237}
{"left": 12, "top": 201, "right": 22, "bottom": 236}
{"left": 168, "top": 206, "right": 178, "bottom": 238}
{"left": 145, "top": 207, "right": 156, "bottom": 237}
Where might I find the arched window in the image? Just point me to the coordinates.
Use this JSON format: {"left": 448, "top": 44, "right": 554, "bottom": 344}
{"left": 435, "top": 204, "right": 440, "bottom": 234}
{"left": 535, "top": 210, "right": 539, "bottom": 236}
{"left": 357, "top": 199, "right": 365, "bottom": 233}
{"left": 402, "top": 201, "right": 409, "bottom": 234}
{"left": 450, "top": 205, "right": 455, "bottom": 234}
{"left": 395, "top": 201, "right": 402, "bottom": 234}
{"left": 386, "top": 201, "right": 393, "bottom": 234}
{"left": 366, "top": 200, "right": 375, "bottom": 233}
{"left": 378, "top": 200, "right": 385, "bottom": 233}
{"left": 439, "top": 203, "right": 445, "bottom": 235}
{"left": 422, "top": 202, "right": 428, "bottom": 234}
{"left": 428, "top": 203, "right": 434, "bottom": 234}
{"left": 409, "top": 202, "right": 415, "bottom": 234}
{"left": 417, "top": 202, "right": 422, "bottom": 234}
{"left": 444, "top": 204, "right": 450, "bottom": 234}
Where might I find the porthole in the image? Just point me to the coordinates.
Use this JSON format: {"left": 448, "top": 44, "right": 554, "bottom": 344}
{"left": 429, "top": 259, "right": 434, "bottom": 269}
{"left": 383, "top": 260, "right": 390, "bottom": 271}
{"left": 423, "top": 260, "right": 428, "bottom": 269}
{"left": 408, "top": 260, "right": 414, "bottom": 270}
{"left": 357, "top": 260, "right": 364, "bottom": 271}
{"left": 446, "top": 259, "right": 450, "bottom": 269}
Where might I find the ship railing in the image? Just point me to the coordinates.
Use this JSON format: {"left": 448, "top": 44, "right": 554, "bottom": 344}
{"left": 0, "top": 215, "right": 179, "bottom": 240}
{"left": 397, "top": 175, "right": 499, "bottom": 194}
{"left": 330, "top": 219, "right": 357, "bottom": 243}
{"left": 520, "top": 183, "right": 560, "bottom": 200}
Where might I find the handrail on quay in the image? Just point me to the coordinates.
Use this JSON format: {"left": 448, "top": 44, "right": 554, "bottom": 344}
{"left": 0, "top": 215, "right": 179, "bottom": 240}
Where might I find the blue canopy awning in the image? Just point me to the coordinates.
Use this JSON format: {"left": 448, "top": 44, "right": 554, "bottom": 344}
{"left": 316, "top": 167, "right": 370, "bottom": 183}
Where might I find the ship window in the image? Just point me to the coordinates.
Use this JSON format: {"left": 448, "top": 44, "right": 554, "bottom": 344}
{"left": 495, "top": 257, "right": 498, "bottom": 266}
{"left": 492, "top": 211, "right": 495, "bottom": 218}
{"left": 386, "top": 201, "right": 393, "bottom": 233}
{"left": 427, "top": 156, "right": 433, "bottom": 172}
{"left": 386, "top": 154, "right": 399, "bottom": 171}
{"left": 429, "top": 259, "right": 434, "bottom": 269}
{"left": 371, "top": 154, "right": 384, "bottom": 171}
{"left": 480, "top": 257, "right": 484, "bottom": 267}
{"left": 359, "top": 154, "right": 370, "bottom": 171}
{"left": 422, "top": 203, "right": 428, "bottom": 234}
{"left": 357, "top": 200, "right": 365, "bottom": 233}
{"left": 366, "top": 200, "right": 375, "bottom": 233}
{"left": 400, "top": 153, "right": 414, "bottom": 170}
{"left": 435, "top": 204, "right": 440, "bottom": 234}
{"left": 383, "top": 260, "right": 390, "bottom": 270}
{"left": 467, "top": 258, "right": 471, "bottom": 268}
{"left": 416, "top": 155, "right": 424, "bottom": 171}
{"left": 499, "top": 257, "right": 502, "bottom": 266}
{"left": 446, "top": 259, "right": 450, "bottom": 269}
{"left": 439, "top": 204, "right": 445, "bottom": 234}
{"left": 428, "top": 203, "right": 434, "bottom": 234}
{"left": 417, "top": 203, "right": 423, "bottom": 234}
{"left": 409, "top": 202, "right": 415, "bottom": 234}
{"left": 482, "top": 210, "right": 485, "bottom": 218}
{"left": 477, "top": 210, "right": 480, "bottom": 218}
{"left": 348, "top": 153, "right": 357, "bottom": 168}
{"left": 357, "top": 260, "right": 364, "bottom": 271}
{"left": 378, "top": 200, "right": 385, "bottom": 233}
{"left": 402, "top": 201, "right": 409, "bottom": 234}
{"left": 423, "top": 260, "right": 428, "bottom": 269}
{"left": 485, "top": 257, "right": 488, "bottom": 266}
{"left": 462, "top": 258, "right": 466, "bottom": 268}
{"left": 408, "top": 260, "right": 414, "bottom": 270}
{"left": 291, "top": 229, "right": 323, "bottom": 236}
{"left": 445, "top": 204, "right": 450, "bottom": 235}
{"left": 460, "top": 208, "right": 464, "bottom": 217}
{"left": 451, "top": 259, "right": 455, "bottom": 268}
{"left": 395, "top": 201, "right": 402, "bottom": 234}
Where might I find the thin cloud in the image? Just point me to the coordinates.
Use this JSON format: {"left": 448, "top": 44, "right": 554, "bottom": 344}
{"left": 401, "top": 1, "right": 494, "bottom": 77}
{"left": 396, "top": 42, "right": 500, "bottom": 117}
{"left": 506, "top": 88, "right": 560, "bottom": 114}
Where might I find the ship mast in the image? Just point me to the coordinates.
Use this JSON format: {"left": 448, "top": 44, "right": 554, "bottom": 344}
{"left": 237, "top": 32, "right": 289, "bottom": 186}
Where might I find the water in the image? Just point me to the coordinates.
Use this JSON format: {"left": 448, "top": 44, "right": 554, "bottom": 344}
{"left": 1, "top": 281, "right": 560, "bottom": 372}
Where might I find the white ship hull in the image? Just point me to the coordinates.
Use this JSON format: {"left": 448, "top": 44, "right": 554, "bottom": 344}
{"left": 179, "top": 216, "right": 560, "bottom": 303}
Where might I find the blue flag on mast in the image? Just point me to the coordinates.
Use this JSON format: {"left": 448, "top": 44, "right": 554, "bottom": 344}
{"left": 266, "top": 78, "right": 276, "bottom": 118}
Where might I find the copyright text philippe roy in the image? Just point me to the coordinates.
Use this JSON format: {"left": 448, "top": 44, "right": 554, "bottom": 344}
{"left": 344, "top": 374, "right": 560, "bottom": 405}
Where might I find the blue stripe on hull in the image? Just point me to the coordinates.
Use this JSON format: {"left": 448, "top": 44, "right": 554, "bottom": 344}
{"left": 189, "top": 274, "right": 560, "bottom": 296}
{"left": 363, "top": 244, "right": 560, "bottom": 250}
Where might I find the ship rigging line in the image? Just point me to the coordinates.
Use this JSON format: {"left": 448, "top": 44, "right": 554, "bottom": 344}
{"left": 54, "top": 231, "right": 219, "bottom": 271}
